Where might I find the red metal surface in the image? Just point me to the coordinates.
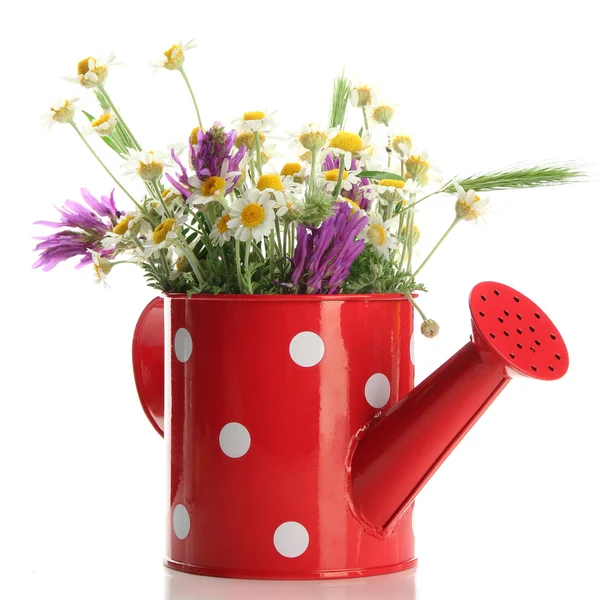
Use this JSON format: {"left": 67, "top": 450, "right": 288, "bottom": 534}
{"left": 133, "top": 293, "right": 416, "bottom": 579}
{"left": 350, "top": 281, "right": 569, "bottom": 532}
{"left": 131, "top": 282, "right": 568, "bottom": 580}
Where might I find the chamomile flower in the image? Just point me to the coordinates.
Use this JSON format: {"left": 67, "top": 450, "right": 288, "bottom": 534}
{"left": 209, "top": 213, "right": 234, "bottom": 246}
{"left": 69, "top": 53, "right": 116, "bottom": 88}
{"left": 188, "top": 159, "right": 240, "bottom": 208}
{"left": 350, "top": 84, "right": 373, "bottom": 108}
{"left": 235, "top": 129, "right": 265, "bottom": 151}
{"left": 148, "top": 189, "right": 184, "bottom": 217}
{"left": 403, "top": 152, "right": 442, "bottom": 187}
{"left": 336, "top": 196, "right": 367, "bottom": 217}
{"left": 280, "top": 162, "right": 308, "bottom": 185}
{"left": 328, "top": 130, "right": 373, "bottom": 168}
{"left": 228, "top": 189, "right": 276, "bottom": 242}
{"left": 91, "top": 251, "right": 112, "bottom": 286}
{"left": 391, "top": 134, "right": 413, "bottom": 157}
{"left": 151, "top": 40, "right": 195, "bottom": 71}
{"left": 274, "top": 194, "right": 301, "bottom": 218}
{"left": 321, "top": 168, "right": 360, "bottom": 194}
{"left": 45, "top": 97, "right": 79, "bottom": 127}
{"left": 256, "top": 173, "right": 300, "bottom": 203}
{"left": 88, "top": 112, "right": 117, "bottom": 137}
{"left": 235, "top": 110, "right": 275, "bottom": 132}
{"left": 375, "top": 178, "right": 406, "bottom": 205}
{"left": 360, "top": 212, "right": 398, "bottom": 258}
{"left": 122, "top": 149, "right": 175, "bottom": 182}
{"left": 293, "top": 123, "right": 334, "bottom": 153}
{"left": 370, "top": 104, "right": 398, "bottom": 127}
{"left": 454, "top": 183, "right": 490, "bottom": 222}
{"left": 143, "top": 214, "right": 187, "bottom": 257}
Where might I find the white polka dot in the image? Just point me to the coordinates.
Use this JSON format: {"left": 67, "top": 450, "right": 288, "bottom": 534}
{"left": 365, "top": 373, "right": 391, "bottom": 408}
{"left": 174, "top": 328, "right": 193, "bottom": 363}
{"left": 173, "top": 504, "right": 190, "bottom": 540}
{"left": 219, "top": 423, "right": 251, "bottom": 458}
{"left": 409, "top": 331, "right": 415, "bottom": 366}
{"left": 273, "top": 521, "right": 309, "bottom": 558}
{"left": 289, "top": 331, "right": 324, "bottom": 367}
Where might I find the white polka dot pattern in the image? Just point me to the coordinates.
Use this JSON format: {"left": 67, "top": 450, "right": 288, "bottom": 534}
{"left": 174, "top": 328, "right": 193, "bottom": 363}
{"left": 289, "top": 332, "right": 325, "bottom": 367}
{"left": 219, "top": 423, "right": 251, "bottom": 458}
{"left": 364, "top": 373, "right": 391, "bottom": 408}
{"left": 273, "top": 521, "right": 310, "bottom": 558}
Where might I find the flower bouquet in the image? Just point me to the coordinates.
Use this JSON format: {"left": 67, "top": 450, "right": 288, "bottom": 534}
{"left": 34, "top": 41, "right": 583, "bottom": 336}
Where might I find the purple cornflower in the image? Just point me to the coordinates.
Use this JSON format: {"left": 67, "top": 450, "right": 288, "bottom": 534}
{"left": 291, "top": 202, "right": 367, "bottom": 294}
{"left": 33, "top": 188, "right": 120, "bottom": 271}
{"left": 167, "top": 122, "right": 246, "bottom": 200}
{"left": 322, "top": 154, "right": 371, "bottom": 211}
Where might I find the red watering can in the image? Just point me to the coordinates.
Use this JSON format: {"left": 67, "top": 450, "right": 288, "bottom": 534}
{"left": 132, "top": 281, "right": 568, "bottom": 580}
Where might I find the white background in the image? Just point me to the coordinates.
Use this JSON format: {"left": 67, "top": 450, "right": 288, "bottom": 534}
{"left": 2, "top": 1, "right": 599, "bottom": 598}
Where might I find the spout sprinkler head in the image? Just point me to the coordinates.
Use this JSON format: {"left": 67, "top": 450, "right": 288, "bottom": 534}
{"left": 470, "top": 282, "right": 568, "bottom": 381}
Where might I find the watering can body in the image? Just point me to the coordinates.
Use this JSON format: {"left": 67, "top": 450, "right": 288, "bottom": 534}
{"left": 132, "top": 284, "right": 568, "bottom": 580}
{"left": 133, "top": 293, "right": 418, "bottom": 579}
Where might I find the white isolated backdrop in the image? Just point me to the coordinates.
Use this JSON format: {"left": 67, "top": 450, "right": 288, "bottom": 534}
{"left": 1, "top": 1, "right": 599, "bottom": 599}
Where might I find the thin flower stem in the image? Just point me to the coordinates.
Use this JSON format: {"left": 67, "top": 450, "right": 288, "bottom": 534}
{"left": 149, "top": 181, "right": 172, "bottom": 218}
{"left": 275, "top": 219, "right": 283, "bottom": 256}
{"left": 332, "top": 154, "right": 345, "bottom": 198}
{"left": 406, "top": 210, "right": 415, "bottom": 272}
{"left": 361, "top": 107, "right": 369, "bottom": 133}
{"left": 97, "top": 84, "right": 142, "bottom": 151}
{"left": 253, "top": 131, "right": 263, "bottom": 176}
{"left": 404, "top": 290, "right": 428, "bottom": 322}
{"left": 308, "top": 150, "right": 318, "bottom": 195}
{"left": 269, "top": 231, "right": 275, "bottom": 279}
{"left": 244, "top": 241, "right": 252, "bottom": 292}
{"left": 413, "top": 216, "right": 460, "bottom": 277}
{"left": 178, "top": 67, "right": 203, "bottom": 129}
{"left": 71, "top": 123, "right": 143, "bottom": 211}
{"left": 397, "top": 184, "right": 447, "bottom": 216}
{"left": 235, "top": 239, "right": 243, "bottom": 291}
{"left": 387, "top": 131, "right": 392, "bottom": 169}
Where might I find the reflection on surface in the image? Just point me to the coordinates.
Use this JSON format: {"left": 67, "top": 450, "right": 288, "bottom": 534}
{"left": 165, "top": 567, "right": 416, "bottom": 600}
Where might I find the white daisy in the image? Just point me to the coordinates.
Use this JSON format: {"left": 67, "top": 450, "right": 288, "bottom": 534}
{"left": 151, "top": 40, "right": 195, "bottom": 71}
{"left": 403, "top": 151, "right": 443, "bottom": 187}
{"left": 360, "top": 212, "right": 398, "bottom": 259}
{"left": 122, "top": 149, "right": 175, "bottom": 182}
{"left": 87, "top": 111, "right": 117, "bottom": 137}
{"left": 228, "top": 189, "right": 276, "bottom": 242}
{"left": 350, "top": 84, "right": 373, "bottom": 108}
{"left": 291, "top": 123, "right": 336, "bottom": 154}
{"left": 336, "top": 196, "right": 367, "bottom": 218}
{"left": 44, "top": 97, "right": 79, "bottom": 128}
{"left": 321, "top": 168, "right": 360, "bottom": 194}
{"left": 68, "top": 53, "right": 116, "bottom": 88}
{"left": 328, "top": 130, "right": 374, "bottom": 169}
{"left": 143, "top": 214, "right": 187, "bottom": 257}
{"left": 234, "top": 110, "right": 275, "bottom": 133}
{"left": 209, "top": 213, "right": 234, "bottom": 246}
{"left": 390, "top": 133, "right": 413, "bottom": 158}
{"left": 91, "top": 251, "right": 112, "bottom": 286}
{"left": 454, "top": 182, "right": 490, "bottom": 222}
{"left": 370, "top": 103, "right": 399, "bottom": 127}
{"left": 280, "top": 162, "right": 308, "bottom": 185}
{"left": 187, "top": 159, "right": 240, "bottom": 208}
{"left": 255, "top": 173, "right": 300, "bottom": 205}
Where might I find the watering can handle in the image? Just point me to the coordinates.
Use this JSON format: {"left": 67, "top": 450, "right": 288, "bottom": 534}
{"left": 132, "top": 297, "right": 165, "bottom": 437}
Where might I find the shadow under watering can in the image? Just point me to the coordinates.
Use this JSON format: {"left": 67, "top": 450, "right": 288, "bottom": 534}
{"left": 133, "top": 281, "right": 568, "bottom": 580}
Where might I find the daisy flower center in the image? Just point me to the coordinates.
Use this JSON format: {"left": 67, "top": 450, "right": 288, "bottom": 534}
{"left": 379, "top": 178, "right": 405, "bottom": 189}
{"left": 243, "top": 111, "right": 265, "bottom": 121}
{"left": 77, "top": 57, "right": 96, "bottom": 76}
{"left": 152, "top": 218, "right": 176, "bottom": 244}
{"left": 202, "top": 176, "right": 227, "bottom": 197}
{"left": 189, "top": 126, "right": 200, "bottom": 145}
{"left": 280, "top": 162, "right": 302, "bottom": 177}
{"left": 240, "top": 203, "right": 266, "bottom": 228}
{"left": 163, "top": 45, "right": 185, "bottom": 70}
{"left": 51, "top": 100, "right": 75, "bottom": 123}
{"left": 367, "top": 224, "right": 387, "bottom": 246}
{"left": 325, "top": 169, "right": 349, "bottom": 182}
{"left": 217, "top": 214, "right": 232, "bottom": 233}
{"left": 92, "top": 113, "right": 112, "bottom": 128}
{"left": 329, "top": 131, "right": 363, "bottom": 153}
{"left": 257, "top": 174, "right": 284, "bottom": 192}
{"left": 343, "top": 199, "right": 362, "bottom": 215}
{"left": 392, "top": 135, "right": 412, "bottom": 153}
{"left": 113, "top": 215, "right": 134, "bottom": 235}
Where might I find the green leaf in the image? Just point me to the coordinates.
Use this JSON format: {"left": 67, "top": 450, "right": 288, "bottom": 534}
{"left": 356, "top": 171, "right": 405, "bottom": 181}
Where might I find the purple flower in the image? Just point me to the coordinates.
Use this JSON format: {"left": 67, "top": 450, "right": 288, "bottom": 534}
{"left": 291, "top": 202, "right": 367, "bottom": 294}
{"left": 168, "top": 122, "right": 247, "bottom": 200}
{"left": 33, "top": 188, "right": 120, "bottom": 271}
{"left": 322, "top": 154, "right": 371, "bottom": 210}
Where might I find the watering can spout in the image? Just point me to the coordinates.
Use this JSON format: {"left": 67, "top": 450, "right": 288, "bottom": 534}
{"left": 350, "top": 281, "right": 569, "bottom": 534}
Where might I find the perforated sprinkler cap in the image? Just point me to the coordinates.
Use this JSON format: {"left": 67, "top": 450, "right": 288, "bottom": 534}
{"left": 470, "top": 282, "right": 569, "bottom": 380}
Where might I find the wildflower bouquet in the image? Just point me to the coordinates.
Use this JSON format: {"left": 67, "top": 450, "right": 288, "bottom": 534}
{"left": 34, "top": 42, "right": 583, "bottom": 337}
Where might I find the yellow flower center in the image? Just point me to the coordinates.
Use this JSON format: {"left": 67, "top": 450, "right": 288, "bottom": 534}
{"left": 379, "top": 178, "right": 405, "bottom": 189}
{"left": 256, "top": 174, "right": 284, "bottom": 191}
{"left": 152, "top": 218, "right": 176, "bottom": 245}
{"left": 163, "top": 45, "right": 185, "bottom": 70}
{"left": 76, "top": 56, "right": 108, "bottom": 88}
{"left": 404, "top": 155, "right": 430, "bottom": 186}
{"left": 329, "top": 131, "right": 363, "bottom": 153}
{"left": 51, "top": 100, "right": 75, "bottom": 123}
{"left": 353, "top": 85, "right": 372, "bottom": 107}
{"left": 240, "top": 203, "right": 265, "bottom": 228}
{"left": 243, "top": 111, "right": 266, "bottom": 121}
{"left": 372, "top": 105, "right": 394, "bottom": 126}
{"left": 235, "top": 130, "right": 264, "bottom": 150}
{"left": 189, "top": 126, "right": 200, "bottom": 145}
{"left": 175, "top": 255, "right": 189, "bottom": 271}
{"left": 367, "top": 224, "right": 387, "bottom": 246}
{"left": 392, "top": 135, "right": 412, "bottom": 153}
{"left": 77, "top": 57, "right": 95, "bottom": 76}
{"left": 217, "top": 214, "right": 231, "bottom": 233}
{"left": 162, "top": 189, "right": 180, "bottom": 205}
{"left": 339, "top": 198, "right": 361, "bottom": 215}
{"left": 280, "top": 162, "right": 302, "bottom": 177}
{"left": 325, "top": 169, "right": 349, "bottom": 182}
{"left": 113, "top": 215, "right": 135, "bottom": 235}
{"left": 92, "top": 113, "right": 112, "bottom": 128}
{"left": 202, "top": 176, "right": 227, "bottom": 197}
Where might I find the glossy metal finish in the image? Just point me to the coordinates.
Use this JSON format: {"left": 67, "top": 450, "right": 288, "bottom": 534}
{"left": 350, "top": 281, "right": 569, "bottom": 532}
{"left": 133, "top": 293, "right": 416, "bottom": 579}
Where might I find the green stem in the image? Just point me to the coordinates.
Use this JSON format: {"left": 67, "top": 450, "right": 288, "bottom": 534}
{"left": 413, "top": 216, "right": 460, "bottom": 277}
{"left": 361, "top": 107, "right": 369, "bottom": 133}
{"left": 269, "top": 231, "right": 275, "bottom": 279}
{"left": 397, "top": 184, "right": 447, "bottom": 216}
{"left": 308, "top": 149, "right": 318, "bottom": 196}
{"left": 406, "top": 211, "right": 415, "bottom": 272}
{"left": 71, "top": 123, "right": 143, "bottom": 211}
{"left": 387, "top": 131, "right": 392, "bottom": 169}
{"left": 332, "top": 154, "right": 345, "bottom": 198}
{"left": 179, "top": 67, "right": 203, "bottom": 128}
{"left": 235, "top": 239, "right": 243, "bottom": 292}
{"left": 244, "top": 241, "right": 252, "bottom": 293}
{"left": 404, "top": 290, "right": 428, "bottom": 322}
{"left": 253, "top": 131, "right": 263, "bottom": 176}
{"left": 97, "top": 85, "right": 142, "bottom": 151}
